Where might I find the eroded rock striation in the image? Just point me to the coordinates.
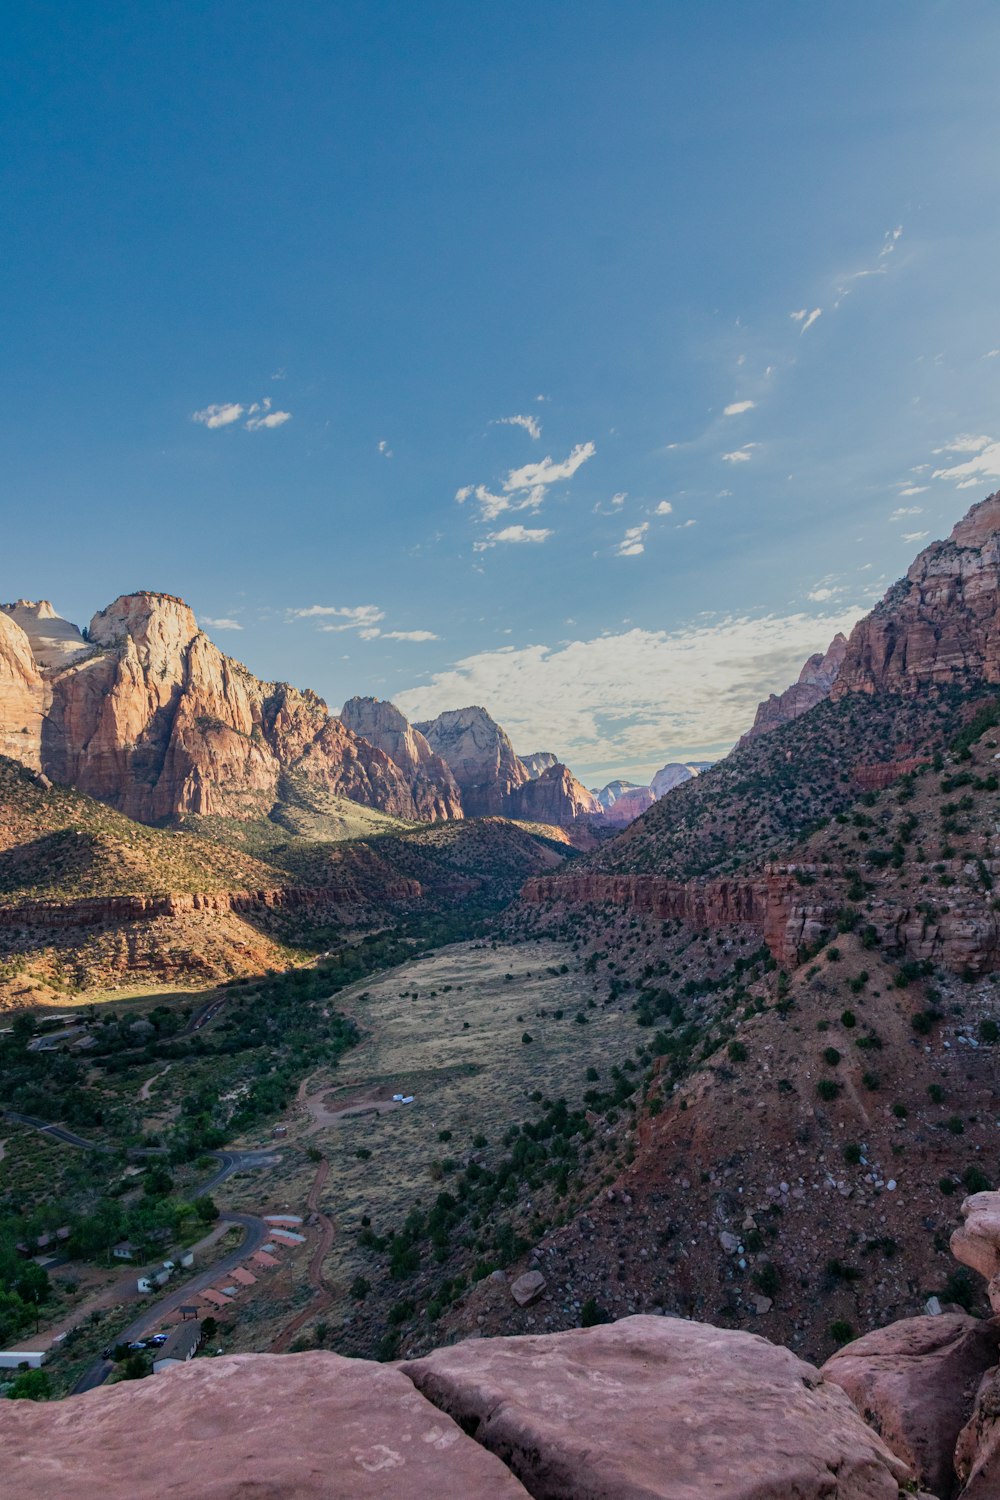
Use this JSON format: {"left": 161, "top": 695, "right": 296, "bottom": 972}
{"left": 1, "top": 593, "right": 441, "bottom": 825}
{"left": 741, "top": 632, "right": 847, "bottom": 744}
{"left": 833, "top": 492, "right": 1000, "bottom": 698}
{"left": 417, "top": 706, "right": 600, "bottom": 826}
{"left": 340, "top": 696, "right": 463, "bottom": 821}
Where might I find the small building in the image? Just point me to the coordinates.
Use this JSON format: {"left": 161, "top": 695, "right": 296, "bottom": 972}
{"left": 0, "top": 1350, "right": 46, "bottom": 1371}
{"left": 178, "top": 1306, "right": 199, "bottom": 1321}
{"left": 112, "top": 1241, "right": 136, "bottom": 1261}
{"left": 179, "top": 1251, "right": 194, "bottom": 1269}
{"left": 152, "top": 1321, "right": 201, "bottom": 1374}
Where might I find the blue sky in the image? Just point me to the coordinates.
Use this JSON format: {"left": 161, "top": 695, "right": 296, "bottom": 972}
{"left": 4, "top": 2, "right": 1000, "bottom": 784}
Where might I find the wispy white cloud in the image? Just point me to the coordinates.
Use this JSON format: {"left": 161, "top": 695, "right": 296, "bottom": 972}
{"left": 614, "top": 523, "right": 649, "bottom": 557}
{"left": 193, "top": 402, "right": 244, "bottom": 429}
{"left": 378, "top": 439, "right": 393, "bottom": 457}
{"left": 722, "top": 444, "right": 757, "bottom": 463}
{"left": 890, "top": 505, "right": 923, "bottom": 520}
{"left": 931, "top": 434, "right": 1000, "bottom": 487}
{"left": 473, "top": 524, "right": 553, "bottom": 552}
{"left": 504, "top": 442, "right": 595, "bottom": 493}
{"left": 457, "top": 440, "right": 595, "bottom": 526}
{"left": 984, "top": 349, "right": 1000, "bottom": 360}
{"left": 723, "top": 400, "right": 756, "bottom": 416}
{"left": 653, "top": 500, "right": 673, "bottom": 516}
{"left": 287, "top": 604, "right": 385, "bottom": 635}
{"left": 194, "top": 396, "right": 292, "bottom": 431}
{"left": 902, "top": 531, "right": 929, "bottom": 543}
{"left": 202, "top": 616, "right": 243, "bottom": 631}
{"left": 395, "top": 607, "right": 864, "bottom": 774}
{"left": 895, "top": 486, "right": 927, "bottom": 498}
{"left": 676, "top": 518, "right": 697, "bottom": 529}
{"left": 245, "top": 409, "right": 291, "bottom": 431}
{"left": 494, "top": 414, "right": 541, "bottom": 440}
{"left": 799, "top": 308, "right": 822, "bottom": 334}
{"left": 382, "top": 629, "right": 439, "bottom": 642}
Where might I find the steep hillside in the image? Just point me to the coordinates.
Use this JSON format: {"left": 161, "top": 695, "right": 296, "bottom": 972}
{"left": 740, "top": 633, "right": 847, "bottom": 744}
{"left": 487, "top": 714, "right": 1000, "bottom": 1364}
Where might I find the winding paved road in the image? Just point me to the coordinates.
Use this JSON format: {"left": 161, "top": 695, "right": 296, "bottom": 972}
{"left": 2, "top": 1111, "right": 281, "bottom": 1395}
{"left": 72, "top": 1212, "right": 269, "bottom": 1394}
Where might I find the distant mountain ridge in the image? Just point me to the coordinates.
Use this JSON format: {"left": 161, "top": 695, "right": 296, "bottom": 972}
{"left": 0, "top": 596, "right": 603, "bottom": 833}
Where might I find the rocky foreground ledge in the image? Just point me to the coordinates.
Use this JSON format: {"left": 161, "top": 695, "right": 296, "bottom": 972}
{"left": 6, "top": 1191, "right": 1000, "bottom": 1499}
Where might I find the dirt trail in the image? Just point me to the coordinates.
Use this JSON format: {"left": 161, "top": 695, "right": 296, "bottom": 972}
{"left": 138, "top": 1064, "right": 171, "bottom": 1102}
{"left": 269, "top": 1158, "right": 335, "bottom": 1352}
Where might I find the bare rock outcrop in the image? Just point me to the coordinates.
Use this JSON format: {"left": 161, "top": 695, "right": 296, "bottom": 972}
{"left": 416, "top": 706, "right": 531, "bottom": 817}
{"left": 955, "top": 1365, "right": 1000, "bottom": 1498}
{"left": 2, "top": 592, "right": 431, "bottom": 825}
{"left": 1, "top": 1351, "right": 530, "bottom": 1500}
{"left": 952, "top": 1192, "right": 1000, "bottom": 1314}
{"left": 822, "top": 1314, "right": 1000, "bottom": 1497}
{"left": 834, "top": 492, "right": 1000, "bottom": 698}
{"left": 1, "top": 599, "right": 93, "bottom": 669}
{"left": 340, "top": 697, "right": 463, "bottom": 820}
{"left": 0, "top": 611, "right": 43, "bottom": 769}
{"left": 649, "top": 760, "right": 714, "bottom": 797}
{"left": 601, "top": 784, "right": 655, "bottom": 825}
{"left": 402, "top": 1315, "right": 915, "bottom": 1499}
{"left": 416, "top": 706, "right": 599, "bottom": 825}
{"left": 741, "top": 633, "right": 847, "bottom": 744}
{"left": 511, "top": 762, "right": 602, "bottom": 825}
{"left": 521, "top": 750, "right": 559, "bottom": 779}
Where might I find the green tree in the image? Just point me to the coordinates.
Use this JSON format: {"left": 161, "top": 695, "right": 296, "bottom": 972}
{"left": 7, "top": 1368, "right": 51, "bottom": 1401}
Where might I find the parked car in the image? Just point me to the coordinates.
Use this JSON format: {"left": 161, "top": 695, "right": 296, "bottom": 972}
{"left": 149, "top": 1333, "right": 168, "bottom": 1346}
{"left": 101, "top": 1346, "right": 114, "bottom": 1359}
{"left": 126, "top": 1340, "right": 147, "bottom": 1351}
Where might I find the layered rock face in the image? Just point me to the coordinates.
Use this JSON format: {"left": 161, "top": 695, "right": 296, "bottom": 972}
{"left": 1, "top": 1317, "right": 916, "bottom": 1500}
{"left": 340, "top": 697, "right": 463, "bottom": 820}
{"left": 833, "top": 492, "right": 1000, "bottom": 698}
{"left": 511, "top": 762, "right": 602, "bottom": 824}
{"left": 6, "top": 593, "right": 427, "bottom": 824}
{"left": 601, "top": 785, "right": 656, "bottom": 826}
{"left": 416, "top": 706, "right": 531, "bottom": 816}
{"left": 521, "top": 750, "right": 558, "bottom": 778}
{"left": 1, "top": 599, "right": 92, "bottom": 669}
{"left": 416, "top": 706, "right": 598, "bottom": 825}
{"left": 741, "top": 632, "right": 848, "bottom": 743}
{"left": 0, "top": 612, "right": 43, "bottom": 769}
{"left": 649, "top": 760, "right": 714, "bottom": 797}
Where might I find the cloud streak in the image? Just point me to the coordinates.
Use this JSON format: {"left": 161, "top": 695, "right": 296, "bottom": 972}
{"left": 395, "top": 607, "right": 864, "bottom": 777}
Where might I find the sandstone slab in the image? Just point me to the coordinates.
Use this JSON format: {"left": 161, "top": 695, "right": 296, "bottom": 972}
{"left": 402, "top": 1314, "right": 915, "bottom": 1499}
{"left": 952, "top": 1192, "right": 1000, "bottom": 1309}
{"left": 0, "top": 1351, "right": 530, "bottom": 1500}
{"left": 954, "top": 1364, "right": 1000, "bottom": 1499}
{"left": 821, "top": 1313, "right": 1000, "bottom": 1497}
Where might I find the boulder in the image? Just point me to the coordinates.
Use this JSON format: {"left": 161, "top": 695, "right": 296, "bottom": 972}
{"left": 951, "top": 1192, "right": 1000, "bottom": 1310}
{"left": 821, "top": 1313, "right": 1000, "bottom": 1497}
{"left": 0, "top": 1351, "right": 530, "bottom": 1500}
{"left": 510, "top": 1269, "right": 547, "bottom": 1306}
{"left": 954, "top": 1364, "right": 1000, "bottom": 1498}
{"left": 402, "top": 1314, "right": 916, "bottom": 1499}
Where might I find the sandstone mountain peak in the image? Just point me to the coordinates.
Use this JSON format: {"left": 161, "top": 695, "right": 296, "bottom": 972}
{"left": 946, "top": 488, "right": 1000, "bottom": 550}
{"left": 339, "top": 695, "right": 463, "bottom": 821}
{"left": 88, "top": 591, "right": 201, "bottom": 656}
{"left": 834, "top": 490, "right": 1000, "bottom": 699}
{"left": 416, "top": 705, "right": 531, "bottom": 817}
{"left": 741, "top": 631, "right": 847, "bottom": 744}
{"left": 520, "top": 750, "right": 559, "bottom": 779}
